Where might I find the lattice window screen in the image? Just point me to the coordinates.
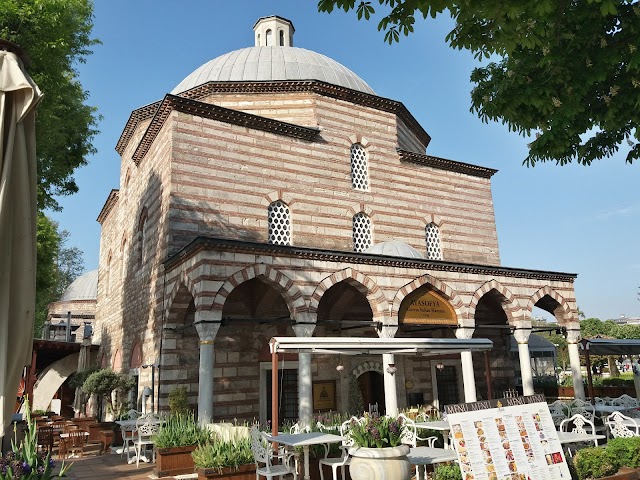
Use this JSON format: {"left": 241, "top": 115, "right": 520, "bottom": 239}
{"left": 268, "top": 201, "right": 291, "bottom": 245}
{"left": 425, "top": 223, "right": 443, "bottom": 260}
{"left": 353, "top": 213, "right": 372, "bottom": 252}
{"left": 350, "top": 144, "right": 369, "bottom": 191}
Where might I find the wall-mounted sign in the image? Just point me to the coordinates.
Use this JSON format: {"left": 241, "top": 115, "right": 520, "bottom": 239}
{"left": 312, "top": 381, "right": 336, "bottom": 411}
{"left": 400, "top": 289, "right": 457, "bottom": 325}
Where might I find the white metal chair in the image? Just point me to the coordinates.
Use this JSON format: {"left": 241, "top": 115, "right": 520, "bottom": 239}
{"left": 318, "top": 417, "right": 362, "bottom": 480}
{"left": 250, "top": 426, "right": 297, "bottom": 480}
{"left": 606, "top": 411, "right": 640, "bottom": 438}
{"left": 120, "top": 410, "right": 141, "bottom": 461}
{"left": 398, "top": 413, "right": 438, "bottom": 480}
{"left": 133, "top": 414, "right": 161, "bottom": 468}
{"left": 559, "top": 413, "right": 599, "bottom": 457}
{"left": 612, "top": 394, "right": 639, "bottom": 409}
{"left": 548, "top": 400, "right": 569, "bottom": 428}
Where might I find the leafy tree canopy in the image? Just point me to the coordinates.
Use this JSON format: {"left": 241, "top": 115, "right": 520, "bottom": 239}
{"left": 0, "top": 0, "right": 100, "bottom": 210}
{"left": 317, "top": 0, "right": 640, "bottom": 166}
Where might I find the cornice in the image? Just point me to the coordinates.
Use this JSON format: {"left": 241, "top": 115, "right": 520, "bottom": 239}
{"left": 116, "top": 80, "right": 431, "bottom": 157}
{"left": 398, "top": 149, "right": 498, "bottom": 179}
{"left": 130, "top": 94, "right": 320, "bottom": 165}
{"left": 165, "top": 237, "right": 577, "bottom": 283}
{"left": 96, "top": 189, "right": 119, "bottom": 225}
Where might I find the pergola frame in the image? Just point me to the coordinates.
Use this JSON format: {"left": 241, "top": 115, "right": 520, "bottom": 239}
{"left": 268, "top": 336, "right": 494, "bottom": 437}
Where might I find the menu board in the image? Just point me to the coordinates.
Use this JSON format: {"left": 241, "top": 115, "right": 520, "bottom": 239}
{"left": 444, "top": 394, "right": 571, "bottom": 480}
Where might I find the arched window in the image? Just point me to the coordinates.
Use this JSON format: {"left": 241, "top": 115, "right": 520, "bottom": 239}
{"left": 138, "top": 209, "right": 148, "bottom": 266}
{"left": 266, "top": 29, "right": 273, "bottom": 46}
{"left": 105, "top": 253, "right": 112, "bottom": 295}
{"left": 425, "top": 223, "right": 443, "bottom": 260}
{"left": 279, "top": 30, "right": 285, "bottom": 46}
{"left": 350, "top": 143, "right": 369, "bottom": 191}
{"left": 352, "top": 212, "right": 372, "bottom": 252}
{"left": 268, "top": 200, "right": 291, "bottom": 245}
{"left": 121, "top": 238, "right": 127, "bottom": 280}
{"left": 257, "top": 33, "right": 261, "bottom": 45}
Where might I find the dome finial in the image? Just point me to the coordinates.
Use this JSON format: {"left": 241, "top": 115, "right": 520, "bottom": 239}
{"left": 253, "top": 16, "right": 295, "bottom": 47}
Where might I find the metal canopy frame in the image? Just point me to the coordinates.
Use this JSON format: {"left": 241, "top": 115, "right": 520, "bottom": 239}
{"left": 267, "top": 336, "right": 494, "bottom": 438}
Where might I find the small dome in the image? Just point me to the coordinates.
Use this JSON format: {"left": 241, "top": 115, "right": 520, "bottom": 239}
{"left": 59, "top": 270, "right": 98, "bottom": 301}
{"left": 171, "top": 46, "right": 375, "bottom": 95}
{"left": 365, "top": 241, "right": 425, "bottom": 259}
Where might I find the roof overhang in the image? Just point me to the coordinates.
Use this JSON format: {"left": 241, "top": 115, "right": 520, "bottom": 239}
{"left": 580, "top": 338, "right": 640, "bottom": 356}
{"left": 269, "top": 336, "right": 493, "bottom": 357}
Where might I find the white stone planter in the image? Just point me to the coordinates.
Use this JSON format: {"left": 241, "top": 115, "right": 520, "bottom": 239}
{"left": 348, "top": 444, "right": 411, "bottom": 480}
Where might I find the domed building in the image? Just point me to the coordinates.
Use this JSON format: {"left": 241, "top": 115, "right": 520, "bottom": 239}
{"left": 95, "top": 16, "right": 583, "bottom": 423}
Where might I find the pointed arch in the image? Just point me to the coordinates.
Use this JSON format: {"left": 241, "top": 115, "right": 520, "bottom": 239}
{"left": 165, "top": 274, "right": 197, "bottom": 324}
{"left": 391, "top": 274, "right": 465, "bottom": 323}
{"left": 310, "top": 268, "right": 389, "bottom": 323}
{"left": 469, "top": 280, "right": 523, "bottom": 324}
{"left": 212, "top": 264, "right": 306, "bottom": 316}
{"left": 526, "top": 286, "right": 573, "bottom": 323}
{"left": 351, "top": 360, "right": 383, "bottom": 378}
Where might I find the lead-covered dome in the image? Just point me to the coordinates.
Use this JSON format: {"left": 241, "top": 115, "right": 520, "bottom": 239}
{"left": 171, "top": 16, "right": 375, "bottom": 95}
{"left": 59, "top": 269, "right": 98, "bottom": 301}
{"left": 365, "top": 241, "right": 425, "bottom": 259}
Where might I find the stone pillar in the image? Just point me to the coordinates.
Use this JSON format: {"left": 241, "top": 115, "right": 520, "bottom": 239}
{"left": 514, "top": 326, "right": 534, "bottom": 396}
{"left": 195, "top": 312, "right": 220, "bottom": 425}
{"left": 566, "top": 326, "right": 586, "bottom": 400}
{"left": 455, "top": 327, "right": 477, "bottom": 403}
{"left": 293, "top": 321, "right": 315, "bottom": 430}
{"left": 379, "top": 326, "right": 398, "bottom": 416}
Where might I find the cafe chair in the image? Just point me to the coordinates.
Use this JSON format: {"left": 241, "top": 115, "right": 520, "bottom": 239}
{"left": 133, "top": 414, "right": 161, "bottom": 468}
{"left": 612, "top": 394, "right": 639, "bottom": 409}
{"left": 250, "top": 426, "right": 297, "bottom": 480}
{"left": 398, "top": 413, "right": 438, "bottom": 480}
{"left": 559, "top": 414, "right": 598, "bottom": 457}
{"left": 65, "top": 429, "right": 90, "bottom": 458}
{"left": 37, "top": 426, "right": 54, "bottom": 455}
{"left": 319, "top": 417, "right": 361, "bottom": 480}
{"left": 606, "top": 411, "right": 640, "bottom": 438}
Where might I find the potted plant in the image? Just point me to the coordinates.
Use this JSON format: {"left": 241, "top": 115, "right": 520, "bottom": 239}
{"left": 192, "top": 437, "right": 255, "bottom": 480}
{"left": 433, "top": 463, "right": 462, "bottom": 480}
{"left": 574, "top": 438, "right": 640, "bottom": 479}
{"left": 0, "top": 397, "right": 72, "bottom": 479}
{"left": 348, "top": 414, "right": 411, "bottom": 480}
{"left": 153, "top": 412, "right": 212, "bottom": 478}
{"left": 81, "top": 368, "right": 135, "bottom": 422}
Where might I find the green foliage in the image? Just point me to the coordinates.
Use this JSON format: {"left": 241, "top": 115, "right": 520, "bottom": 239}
{"left": 191, "top": 437, "right": 253, "bottom": 470}
{"left": 347, "top": 374, "right": 364, "bottom": 415}
{"left": 82, "top": 369, "right": 135, "bottom": 418}
{"left": 68, "top": 366, "right": 99, "bottom": 389}
{"left": 604, "top": 437, "right": 640, "bottom": 469}
{"left": 433, "top": 463, "right": 462, "bottom": 480}
{"left": 349, "top": 414, "right": 403, "bottom": 448}
{"left": 574, "top": 446, "right": 620, "bottom": 480}
{"left": 317, "top": 0, "right": 640, "bottom": 166}
{"left": 168, "top": 386, "right": 190, "bottom": 416}
{"left": 0, "top": 397, "right": 72, "bottom": 479}
{"left": 153, "top": 412, "right": 211, "bottom": 449}
{"left": 0, "top": 0, "right": 100, "bottom": 211}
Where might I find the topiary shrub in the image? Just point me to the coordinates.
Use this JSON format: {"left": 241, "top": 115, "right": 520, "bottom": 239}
{"left": 82, "top": 368, "right": 135, "bottom": 420}
{"left": 574, "top": 447, "right": 619, "bottom": 480}
{"left": 168, "top": 386, "right": 190, "bottom": 415}
{"left": 602, "top": 437, "right": 640, "bottom": 470}
{"left": 433, "top": 463, "right": 462, "bottom": 480}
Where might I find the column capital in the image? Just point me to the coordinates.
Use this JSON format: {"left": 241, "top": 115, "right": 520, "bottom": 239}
{"left": 455, "top": 327, "right": 475, "bottom": 340}
{"left": 194, "top": 311, "right": 220, "bottom": 343}
{"left": 378, "top": 325, "right": 397, "bottom": 339}
{"left": 513, "top": 327, "right": 532, "bottom": 344}
{"left": 292, "top": 323, "right": 316, "bottom": 337}
{"left": 566, "top": 327, "right": 582, "bottom": 344}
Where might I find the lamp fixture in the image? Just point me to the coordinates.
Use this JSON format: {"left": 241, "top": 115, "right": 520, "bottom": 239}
{"left": 386, "top": 363, "right": 397, "bottom": 375}
{"left": 436, "top": 362, "right": 445, "bottom": 371}
{"left": 336, "top": 356, "right": 344, "bottom": 371}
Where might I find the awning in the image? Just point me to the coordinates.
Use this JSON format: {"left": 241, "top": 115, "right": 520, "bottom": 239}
{"left": 269, "top": 336, "right": 493, "bottom": 356}
{"left": 580, "top": 338, "right": 640, "bottom": 356}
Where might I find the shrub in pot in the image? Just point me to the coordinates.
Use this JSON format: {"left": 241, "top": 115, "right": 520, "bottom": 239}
{"left": 574, "top": 446, "right": 626, "bottom": 479}
{"left": 433, "top": 463, "right": 462, "bottom": 480}
{"left": 192, "top": 437, "right": 255, "bottom": 480}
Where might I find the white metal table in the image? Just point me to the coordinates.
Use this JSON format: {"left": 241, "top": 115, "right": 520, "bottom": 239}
{"left": 557, "top": 431, "right": 606, "bottom": 445}
{"left": 265, "top": 431, "right": 344, "bottom": 480}
{"left": 115, "top": 418, "right": 165, "bottom": 464}
{"left": 414, "top": 420, "right": 452, "bottom": 449}
{"left": 407, "top": 446, "right": 458, "bottom": 480}
{"left": 594, "top": 404, "right": 639, "bottom": 415}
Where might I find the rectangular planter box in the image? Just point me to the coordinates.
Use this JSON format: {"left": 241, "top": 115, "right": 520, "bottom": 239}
{"left": 197, "top": 464, "right": 256, "bottom": 480}
{"left": 154, "top": 445, "right": 197, "bottom": 478}
{"left": 600, "top": 467, "right": 640, "bottom": 480}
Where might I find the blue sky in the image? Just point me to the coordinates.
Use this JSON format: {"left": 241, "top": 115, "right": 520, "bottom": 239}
{"left": 47, "top": 0, "right": 639, "bottom": 321}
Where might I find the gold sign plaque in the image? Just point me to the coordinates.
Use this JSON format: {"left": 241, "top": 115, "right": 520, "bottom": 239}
{"left": 400, "top": 290, "right": 457, "bottom": 325}
{"left": 312, "top": 381, "right": 336, "bottom": 411}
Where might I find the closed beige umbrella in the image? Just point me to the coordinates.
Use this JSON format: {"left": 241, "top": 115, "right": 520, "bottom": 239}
{"left": 0, "top": 41, "right": 42, "bottom": 435}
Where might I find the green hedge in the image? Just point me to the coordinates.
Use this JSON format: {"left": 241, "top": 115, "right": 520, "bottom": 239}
{"left": 574, "top": 437, "right": 640, "bottom": 479}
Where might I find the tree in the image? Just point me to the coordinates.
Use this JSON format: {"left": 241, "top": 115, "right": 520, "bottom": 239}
{"left": 317, "top": 0, "right": 640, "bottom": 166}
{"left": 0, "top": 0, "right": 100, "bottom": 211}
{"left": 82, "top": 369, "right": 135, "bottom": 420}
{"left": 34, "top": 214, "right": 85, "bottom": 336}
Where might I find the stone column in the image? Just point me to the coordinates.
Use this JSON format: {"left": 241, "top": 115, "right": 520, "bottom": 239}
{"left": 293, "top": 321, "right": 315, "bottom": 430}
{"left": 379, "top": 326, "right": 398, "bottom": 416}
{"left": 514, "top": 326, "right": 534, "bottom": 396}
{"left": 455, "top": 327, "right": 477, "bottom": 403}
{"left": 195, "top": 312, "right": 220, "bottom": 425}
{"left": 566, "top": 326, "right": 586, "bottom": 400}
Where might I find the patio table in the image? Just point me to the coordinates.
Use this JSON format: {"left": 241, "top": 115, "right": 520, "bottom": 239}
{"left": 557, "top": 431, "right": 605, "bottom": 446}
{"left": 407, "top": 446, "right": 458, "bottom": 480}
{"left": 414, "top": 420, "right": 451, "bottom": 449}
{"left": 115, "top": 418, "right": 164, "bottom": 464}
{"left": 593, "top": 404, "right": 639, "bottom": 415}
{"left": 265, "top": 431, "right": 344, "bottom": 480}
